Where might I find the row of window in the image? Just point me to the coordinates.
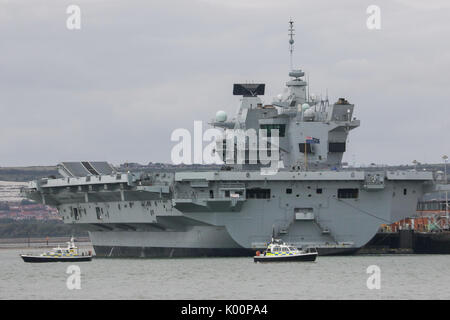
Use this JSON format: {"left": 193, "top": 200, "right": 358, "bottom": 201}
{"left": 287, "top": 188, "right": 358, "bottom": 199}
{"left": 218, "top": 188, "right": 271, "bottom": 199}
{"left": 299, "top": 142, "right": 346, "bottom": 154}
{"left": 272, "top": 246, "right": 296, "bottom": 253}
{"left": 221, "top": 188, "right": 359, "bottom": 199}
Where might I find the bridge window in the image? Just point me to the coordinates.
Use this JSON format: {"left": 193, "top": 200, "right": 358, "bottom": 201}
{"left": 337, "top": 188, "right": 359, "bottom": 199}
{"left": 329, "top": 142, "right": 346, "bottom": 152}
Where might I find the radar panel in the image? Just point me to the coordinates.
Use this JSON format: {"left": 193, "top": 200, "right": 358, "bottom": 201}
{"left": 233, "top": 83, "right": 265, "bottom": 96}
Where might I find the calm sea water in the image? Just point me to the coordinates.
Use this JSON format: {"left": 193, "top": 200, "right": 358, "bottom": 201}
{"left": 1, "top": 248, "right": 449, "bottom": 299}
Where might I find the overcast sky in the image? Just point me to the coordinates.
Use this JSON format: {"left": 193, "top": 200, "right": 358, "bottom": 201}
{"left": 0, "top": 0, "right": 449, "bottom": 167}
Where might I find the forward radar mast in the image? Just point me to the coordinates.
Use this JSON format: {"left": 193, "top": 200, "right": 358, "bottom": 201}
{"left": 288, "top": 19, "right": 295, "bottom": 71}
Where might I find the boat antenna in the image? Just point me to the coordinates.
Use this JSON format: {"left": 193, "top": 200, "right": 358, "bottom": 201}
{"left": 288, "top": 19, "right": 295, "bottom": 71}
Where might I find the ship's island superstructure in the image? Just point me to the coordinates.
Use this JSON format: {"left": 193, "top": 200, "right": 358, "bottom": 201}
{"left": 23, "top": 21, "right": 440, "bottom": 257}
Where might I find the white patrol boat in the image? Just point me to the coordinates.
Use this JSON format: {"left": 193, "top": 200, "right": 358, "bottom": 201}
{"left": 253, "top": 238, "right": 318, "bottom": 263}
{"left": 20, "top": 237, "right": 93, "bottom": 263}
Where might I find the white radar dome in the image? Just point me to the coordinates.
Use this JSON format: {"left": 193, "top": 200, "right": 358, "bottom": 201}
{"left": 303, "top": 108, "right": 315, "bottom": 120}
{"left": 301, "top": 103, "right": 310, "bottom": 111}
{"left": 215, "top": 110, "right": 227, "bottom": 122}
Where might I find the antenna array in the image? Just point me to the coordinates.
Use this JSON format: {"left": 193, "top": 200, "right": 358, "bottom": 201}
{"left": 288, "top": 19, "right": 295, "bottom": 71}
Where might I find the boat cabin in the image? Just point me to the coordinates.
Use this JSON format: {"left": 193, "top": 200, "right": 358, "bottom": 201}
{"left": 263, "top": 240, "right": 300, "bottom": 256}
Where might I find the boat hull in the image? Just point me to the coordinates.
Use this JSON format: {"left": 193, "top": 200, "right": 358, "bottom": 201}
{"left": 20, "top": 255, "right": 92, "bottom": 263}
{"left": 253, "top": 252, "right": 318, "bottom": 262}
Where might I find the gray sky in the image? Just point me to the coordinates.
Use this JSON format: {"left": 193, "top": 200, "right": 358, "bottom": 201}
{"left": 0, "top": 0, "right": 449, "bottom": 167}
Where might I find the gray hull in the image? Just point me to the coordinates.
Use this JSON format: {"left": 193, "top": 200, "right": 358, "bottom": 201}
{"left": 89, "top": 227, "right": 359, "bottom": 257}
{"left": 24, "top": 171, "right": 434, "bottom": 258}
{"left": 89, "top": 226, "right": 246, "bottom": 257}
{"left": 92, "top": 245, "right": 357, "bottom": 257}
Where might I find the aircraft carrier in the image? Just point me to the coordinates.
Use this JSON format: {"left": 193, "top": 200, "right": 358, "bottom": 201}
{"left": 22, "top": 21, "right": 446, "bottom": 257}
